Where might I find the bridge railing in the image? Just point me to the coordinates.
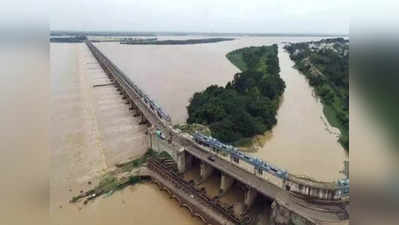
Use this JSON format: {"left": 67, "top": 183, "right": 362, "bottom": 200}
{"left": 86, "top": 41, "right": 172, "bottom": 124}
{"left": 85, "top": 40, "right": 349, "bottom": 202}
{"left": 190, "top": 131, "right": 349, "bottom": 200}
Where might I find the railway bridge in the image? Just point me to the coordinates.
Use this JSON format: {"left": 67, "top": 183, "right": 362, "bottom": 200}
{"left": 85, "top": 41, "right": 349, "bottom": 225}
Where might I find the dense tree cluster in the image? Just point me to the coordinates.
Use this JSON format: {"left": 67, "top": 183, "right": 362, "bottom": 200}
{"left": 285, "top": 38, "right": 349, "bottom": 150}
{"left": 187, "top": 45, "right": 285, "bottom": 144}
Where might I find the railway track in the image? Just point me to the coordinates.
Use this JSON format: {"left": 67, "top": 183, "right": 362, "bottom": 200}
{"left": 148, "top": 158, "right": 253, "bottom": 225}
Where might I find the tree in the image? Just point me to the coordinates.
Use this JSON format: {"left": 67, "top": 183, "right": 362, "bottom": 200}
{"left": 186, "top": 45, "right": 284, "bottom": 144}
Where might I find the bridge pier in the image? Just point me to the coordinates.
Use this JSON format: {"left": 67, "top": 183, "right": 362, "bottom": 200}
{"left": 139, "top": 114, "right": 148, "bottom": 125}
{"left": 129, "top": 102, "right": 137, "bottom": 111}
{"left": 220, "top": 173, "right": 234, "bottom": 194}
{"left": 177, "top": 151, "right": 192, "bottom": 174}
{"left": 244, "top": 186, "right": 258, "bottom": 209}
{"left": 133, "top": 110, "right": 140, "bottom": 117}
{"left": 200, "top": 161, "right": 214, "bottom": 182}
{"left": 86, "top": 40, "right": 349, "bottom": 225}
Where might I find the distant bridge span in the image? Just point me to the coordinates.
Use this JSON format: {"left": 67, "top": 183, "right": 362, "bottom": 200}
{"left": 85, "top": 40, "right": 349, "bottom": 225}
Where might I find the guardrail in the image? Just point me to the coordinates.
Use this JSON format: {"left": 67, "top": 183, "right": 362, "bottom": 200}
{"left": 85, "top": 40, "right": 349, "bottom": 201}
{"left": 86, "top": 40, "right": 171, "bottom": 123}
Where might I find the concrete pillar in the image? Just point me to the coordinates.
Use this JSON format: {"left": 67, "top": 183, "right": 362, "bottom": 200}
{"left": 244, "top": 187, "right": 258, "bottom": 208}
{"left": 177, "top": 151, "right": 192, "bottom": 173}
{"left": 139, "top": 114, "right": 146, "bottom": 124}
{"left": 220, "top": 173, "right": 234, "bottom": 193}
{"left": 148, "top": 129, "right": 153, "bottom": 150}
{"left": 200, "top": 161, "right": 214, "bottom": 181}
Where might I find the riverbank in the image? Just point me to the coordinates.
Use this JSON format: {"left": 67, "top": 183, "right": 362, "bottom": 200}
{"left": 95, "top": 35, "right": 346, "bottom": 182}
{"left": 69, "top": 149, "right": 172, "bottom": 205}
{"left": 284, "top": 38, "right": 349, "bottom": 150}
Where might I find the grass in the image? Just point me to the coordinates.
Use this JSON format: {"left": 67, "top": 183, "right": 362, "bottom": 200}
{"left": 70, "top": 149, "right": 157, "bottom": 203}
{"left": 226, "top": 47, "right": 271, "bottom": 74}
{"left": 70, "top": 148, "right": 173, "bottom": 204}
{"left": 116, "top": 148, "right": 157, "bottom": 172}
{"left": 226, "top": 51, "right": 247, "bottom": 71}
{"left": 70, "top": 174, "right": 140, "bottom": 203}
{"left": 173, "top": 123, "right": 212, "bottom": 136}
{"left": 159, "top": 151, "right": 173, "bottom": 160}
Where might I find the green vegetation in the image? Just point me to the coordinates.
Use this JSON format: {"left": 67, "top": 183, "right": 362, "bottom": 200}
{"left": 121, "top": 38, "right": 234, "bottom": 45}
{"left": 70, "top": 174, "right": 145, "bottom": 203}
{"left": 173, "top": 123, "right": 212, "bottom": 136}
{"left": 284, "top": 38, "right": 349, "bottom": 150}
{"left": 50, "top": 35, "right": 87, "bottom": 43}
{"left": 70, "top": 148, "right": 171, "bottom": 204}
{"left": 187, "top": 45, "right": 285, "bottom": 145}
{"left": 115, "top": 148, "right": 157, "bottom": 172}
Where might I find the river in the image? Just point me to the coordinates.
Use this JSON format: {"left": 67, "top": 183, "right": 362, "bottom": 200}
{"left": 97, "top": 36, "right": 348, "bottom": 182}
{"left": 50, "top": 43, "right": 203, "bottom": 225}
{"left": 51, "top": 36, "right": 348, "bottom": 225}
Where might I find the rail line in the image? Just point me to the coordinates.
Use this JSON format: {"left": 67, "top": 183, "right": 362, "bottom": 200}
{"left": 148, "top": 158, "right": 252, "bottom": 225}
{"left": 85, "top": 40, "right": 349, "bottom": 202}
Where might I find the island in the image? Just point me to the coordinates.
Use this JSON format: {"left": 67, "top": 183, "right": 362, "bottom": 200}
{"left": 186, "top": 44, "right": 285, "bottom": 146}
{"left": 120, "top": 38, "right": 234, "bottom": 45}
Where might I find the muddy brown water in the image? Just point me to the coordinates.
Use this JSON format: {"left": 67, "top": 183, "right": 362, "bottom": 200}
{"left": 50, "top": 43, "right": 203, "bottom": 225}
{"left": 51, "top": 36, "right": 348, "bottom": 225}
{"left": 96, "top": 36, "right": 348, "bottom": 182}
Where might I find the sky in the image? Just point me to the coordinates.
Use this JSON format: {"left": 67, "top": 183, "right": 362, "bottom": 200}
{"left": 50, "top": 0, "right": 350, "bottom": 34}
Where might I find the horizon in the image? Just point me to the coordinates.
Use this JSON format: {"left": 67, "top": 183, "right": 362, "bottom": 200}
{"left": 50, "top": 30, "right": 349, "bottom": 36}
{"left": 50, "top": 0, "right": 349, "bottom": 35}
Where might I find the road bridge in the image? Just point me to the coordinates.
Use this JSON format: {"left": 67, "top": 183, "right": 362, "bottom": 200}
{"left": 85, "top": 41, "right": 349, "bottom": 225}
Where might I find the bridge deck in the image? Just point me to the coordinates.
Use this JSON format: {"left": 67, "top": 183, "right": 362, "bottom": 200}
{"left": 275, "top": 192, "right": 349, "bottom": 224}
{"left": 177, "top": 135, "right": 282, "bottom": 199}
{"left": 86, "top": 41, "right": 349, "bottom": 224}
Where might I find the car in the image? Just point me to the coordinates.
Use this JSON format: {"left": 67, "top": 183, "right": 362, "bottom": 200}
{"left": 208, "top": 156, "right": 216, "bottom": 162}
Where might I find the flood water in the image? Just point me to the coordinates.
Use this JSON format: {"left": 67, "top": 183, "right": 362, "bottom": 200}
{"left": 50, "top": 43, "right": 203, "bottom": 225}
{"left": 97, "top": 36, "right": 348, "bottom": 181}
{"left": 250, "top": 45, "right": 348, "bottom": 182}
{"left": 51, "top": 36, "right": 349, "bottom": 225}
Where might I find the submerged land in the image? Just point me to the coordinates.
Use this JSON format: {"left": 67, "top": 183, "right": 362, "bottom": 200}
{"left": 186, "top": 45, "right": 285, "bottom": 146}
{"left": 284, "top": 38, "right": 349, "bottom": 150}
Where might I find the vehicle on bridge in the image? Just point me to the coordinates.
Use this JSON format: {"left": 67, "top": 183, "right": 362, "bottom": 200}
{"left": 193, "top": 132, "right": 288, "bottom": 179}
{"left": 192, "top": 131, "right": 350, "bottom": 198}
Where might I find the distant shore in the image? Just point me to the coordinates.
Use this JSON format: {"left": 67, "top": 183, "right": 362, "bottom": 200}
{"left": 120, "top": 38, "right": 234, "bottom": 45}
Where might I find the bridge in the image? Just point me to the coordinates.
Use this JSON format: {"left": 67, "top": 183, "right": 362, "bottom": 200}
{"left": 85, "top": 40, "right": 349, "bottom": 225}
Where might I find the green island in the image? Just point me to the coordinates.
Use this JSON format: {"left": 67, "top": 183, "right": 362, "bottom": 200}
{"left": 50, "top": 35, "right": 88, "bottom": 43}
{"left": 121, "top": 38, "right": 234, "bottom": 45}
{"left": 186, "top": 44, "right": 285, "bottom": 147}
{"left": 284, "top": 38, "right": 349, "bottom": 150}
